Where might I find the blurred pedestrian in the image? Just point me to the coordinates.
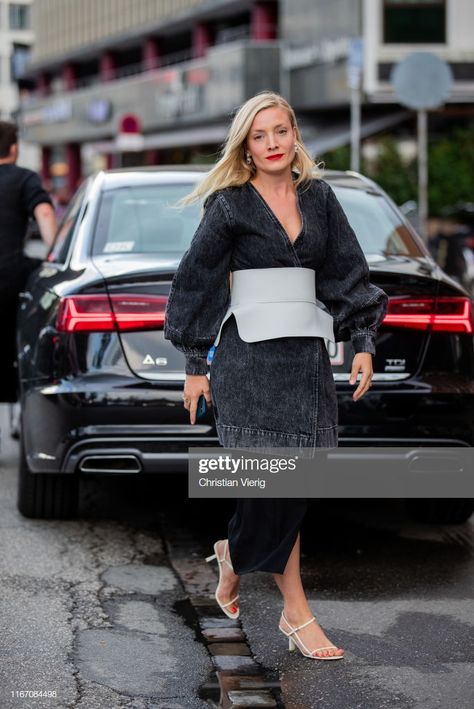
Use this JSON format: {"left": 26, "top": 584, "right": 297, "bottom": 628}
{"left": 52, "top": 185, "right": 71, "bottom": 222}
{"left": 164, "top": 91, "right": 388, "bottom": 661}
{"left": 429, "top": 216, "right": 469, "bottom": 288}
{"left": 0, "top": 120, "right": 57, "bottom": 402}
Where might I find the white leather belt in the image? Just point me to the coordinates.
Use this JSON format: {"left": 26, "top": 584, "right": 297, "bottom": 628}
{"left": 213, "top": 267, "right": 335, "bottom": 346}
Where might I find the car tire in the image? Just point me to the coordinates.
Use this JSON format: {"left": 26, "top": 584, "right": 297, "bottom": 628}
{"left": 17, "top": 438, "right": 79, "bottom": 519}
{"left": 405, "top": 499, "right": 474, "bottom": 524}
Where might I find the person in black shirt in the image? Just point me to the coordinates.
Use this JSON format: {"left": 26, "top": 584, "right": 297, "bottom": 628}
{"left": 0, "top": 120, "right": 58, "bottom": 401}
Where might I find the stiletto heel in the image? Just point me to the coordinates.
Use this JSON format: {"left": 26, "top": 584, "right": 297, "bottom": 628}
{"left": 205, "top": 540, "right": 240, "bottom": 619}
{"left": 279, "top": 611, "right": 344, "bottom": 660}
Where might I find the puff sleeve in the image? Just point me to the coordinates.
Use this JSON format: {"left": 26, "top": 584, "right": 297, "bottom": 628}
{"left": 163, "top": 191, "right": 234, "bottom": 375}
{"left": 316, "top": 182, "right": 389, "bottom": 355}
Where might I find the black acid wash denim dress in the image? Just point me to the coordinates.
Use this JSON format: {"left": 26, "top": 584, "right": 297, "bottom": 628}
{"left": 164, "top": 175, "right": 388, "bottom": 575}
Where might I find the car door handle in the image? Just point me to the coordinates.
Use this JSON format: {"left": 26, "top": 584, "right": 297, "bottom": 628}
{"left": 19, "top": 292, "right": 33, "bottom": 301}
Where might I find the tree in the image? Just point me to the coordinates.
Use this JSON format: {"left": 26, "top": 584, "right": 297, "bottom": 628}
{"left": 320, "top": 135, "right": 417, "bottom": 206}
{"left": 319, "top": 122, "right": 474, "bottom": 216}
{"left": 428, "top": 122, "right": 474, "bottom": 216}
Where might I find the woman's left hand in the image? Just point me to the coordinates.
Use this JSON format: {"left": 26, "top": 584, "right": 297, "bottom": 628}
{"left": 349, "top": 352, "right": 373, "bottom": 401}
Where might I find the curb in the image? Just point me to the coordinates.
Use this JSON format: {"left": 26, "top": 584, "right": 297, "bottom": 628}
{"left": 163, "top": 521, "right": 281, "bottom": 707}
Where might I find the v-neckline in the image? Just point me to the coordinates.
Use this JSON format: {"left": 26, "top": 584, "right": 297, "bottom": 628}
{"left": 248, "top": 180, "right": 304, "bottom": 247}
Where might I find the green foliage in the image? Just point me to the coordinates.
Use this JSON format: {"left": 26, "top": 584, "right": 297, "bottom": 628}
{"left": 320, "top": 135, "right": 416, "bottom": 206}
{"left": 320, "top": 122, "right": 474, "bottom": 215}
{"left": 319, "top": 145, "right": 352, "bottom": 172}
{"left": 367, "top": 136, "right": 417, "bottom": 206}
{"left": 428, "top": 122, "right": 474, "bottom": 216}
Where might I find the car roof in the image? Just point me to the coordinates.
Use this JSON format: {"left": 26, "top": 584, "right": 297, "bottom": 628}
{"left": 98, "top": 166, "right": 382, "bottom": 194}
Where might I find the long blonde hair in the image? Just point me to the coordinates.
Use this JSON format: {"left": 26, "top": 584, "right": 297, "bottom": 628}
{"left": 177, "top": 90, "right": 321, "bottom": 207}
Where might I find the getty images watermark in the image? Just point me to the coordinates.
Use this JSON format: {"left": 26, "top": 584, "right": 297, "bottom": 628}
{"left": 197, "top": 452, "right": 299, "bottom": 490}
{"left": 188, "top": 447, "right": 474, "bottom": 498}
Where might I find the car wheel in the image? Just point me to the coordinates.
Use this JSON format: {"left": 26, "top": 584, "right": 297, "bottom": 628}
{"left": 405, "top": 499, "right": 474, "bottom": 524}
{"left": 17, "top": 437, "right": 79, "bottom": 519}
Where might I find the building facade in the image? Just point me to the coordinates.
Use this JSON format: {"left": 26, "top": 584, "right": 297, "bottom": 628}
{"left": 0, "top": 0, "right": 33, "bottom": 116}
{"left": 16, "top": 0, "right": 474, "bottom": 191}
{"left": 0, "top": 0, "right": 38, "bottom": 166}
{"left": 363, "top": 0, "right": 474, "bottom": 103}
{"left": 19, "top": 0, "right": 279, "bottom": 190}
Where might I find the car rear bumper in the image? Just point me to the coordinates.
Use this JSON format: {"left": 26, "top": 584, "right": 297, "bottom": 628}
{"left": 61, "top": 429, "right": 220, "bottom": 474}
{"left": 22, "top": 380, "right": 474, "bottom": 473}
{"left": 21, "top": 382, "right": 218, "bottom": 473}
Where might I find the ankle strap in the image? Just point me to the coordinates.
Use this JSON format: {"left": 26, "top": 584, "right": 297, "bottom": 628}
{"left": 217, "top": 540, "right": 234, "bottom": 571}
{"left": 292, "top": 616, "right": 316, "bottom": 633}
{"left": 281, "top": 611, "right": 316, "bottom": 634}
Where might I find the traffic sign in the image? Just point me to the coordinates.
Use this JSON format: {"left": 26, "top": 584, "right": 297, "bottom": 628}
{"left": 391, "top": 52, "right": 453, "bottom": 110}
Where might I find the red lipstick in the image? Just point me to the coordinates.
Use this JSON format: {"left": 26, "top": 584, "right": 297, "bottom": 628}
{"left": 266, "top": 154, "right": 284, "bottom": 161}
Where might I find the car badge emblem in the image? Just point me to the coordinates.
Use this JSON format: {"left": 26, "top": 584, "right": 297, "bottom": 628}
{"left": 384, "top": 358, "right": 406, "bottom": 371}
{"left": 142, "top": 355, "right": 167, "bottom": 366}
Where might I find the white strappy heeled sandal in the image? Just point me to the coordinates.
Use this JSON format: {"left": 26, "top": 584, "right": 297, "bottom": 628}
{"left": 279, "top": 611, "right": 344, "bottom": 660}
{"left": 205, "top": 540, "right": 240, "bottom": 619}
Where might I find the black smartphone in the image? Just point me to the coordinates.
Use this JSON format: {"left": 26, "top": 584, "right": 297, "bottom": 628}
{"left": 196, "top": 394, "right": 208, "bottom": 420}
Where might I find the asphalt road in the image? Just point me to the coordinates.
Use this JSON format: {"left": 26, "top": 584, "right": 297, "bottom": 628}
{"left": 1, "top": 403, "right": 474, "bottom": 709}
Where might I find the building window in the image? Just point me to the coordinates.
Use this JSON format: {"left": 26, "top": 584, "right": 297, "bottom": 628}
{"left": 383, "top": 1, "right": 446, "bottom": 44}
{"left": 9, "top": 3, "right": 31, "bottom": 30}
{"left": 10, "top": 43, "right": 30, "bottom": 79}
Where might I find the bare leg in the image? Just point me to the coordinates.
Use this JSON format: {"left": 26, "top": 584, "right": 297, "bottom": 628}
{"left": 273, "top": 534, "right": 344, "bottom": 658}
{"left": 214, "top": 540, "right": 240, "bottom": 615}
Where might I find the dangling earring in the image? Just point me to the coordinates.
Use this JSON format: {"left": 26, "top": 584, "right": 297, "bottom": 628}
{"left": 246, "top": 153, "right": 252, "bottom": 165}
{"left": 294, "top": 142, "right": 299, "bottom": 153}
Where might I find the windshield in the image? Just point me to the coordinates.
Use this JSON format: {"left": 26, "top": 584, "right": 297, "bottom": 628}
{"left": 92, "top": 181, "right": 422, "bottom": 259}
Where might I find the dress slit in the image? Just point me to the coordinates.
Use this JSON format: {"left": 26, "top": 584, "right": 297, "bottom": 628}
{"left": 228, "top": 498, "right": 308, "bottom": 575}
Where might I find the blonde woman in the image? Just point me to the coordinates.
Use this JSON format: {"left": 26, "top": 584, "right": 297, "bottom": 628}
{"left": 164, "top": 91, "right": 388, "bottom": 660}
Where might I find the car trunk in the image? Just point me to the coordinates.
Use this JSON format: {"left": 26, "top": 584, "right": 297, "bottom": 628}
{"left": 333, "top": 258, "right": 439, "bottom": 381}
{"left": 93, "top": 254, "right": 440, "bottom": 383}
{"left": 93, "top": 255, "right": 187, "bottom": 380}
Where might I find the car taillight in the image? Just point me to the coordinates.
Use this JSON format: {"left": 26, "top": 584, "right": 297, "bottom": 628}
{"left": 384, "top": 296, "right": 473, "bottom": 333}
{"left": 56, "top": 294, "right": 168, "bottom": 333}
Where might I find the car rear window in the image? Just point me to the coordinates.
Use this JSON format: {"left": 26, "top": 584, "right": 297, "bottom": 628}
{"left": 92, "top": 184, "right": 201, "bottom": 256}
{"left": 92, "top": 181, "right": 423, "bottom": 259}
{"left": 333, "top": 186, "right": 424, "bottom": 258}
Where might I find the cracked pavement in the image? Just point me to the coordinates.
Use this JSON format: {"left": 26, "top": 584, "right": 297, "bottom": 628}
{"left": 0, "top": 405, "right": 210, "bottom": 709}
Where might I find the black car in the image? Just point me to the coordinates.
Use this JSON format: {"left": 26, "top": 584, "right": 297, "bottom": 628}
{"left": 11, "top": 167, "right": 474, "bottom": 523}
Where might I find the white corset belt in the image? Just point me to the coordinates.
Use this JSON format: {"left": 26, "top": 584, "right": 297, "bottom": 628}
{"left": 213, "top": 267, "right": 335, "bottom": 346}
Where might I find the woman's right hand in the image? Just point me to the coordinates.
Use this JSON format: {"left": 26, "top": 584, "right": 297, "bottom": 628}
{"left": 183, "top": 375, "right": 212, "bottom": 424}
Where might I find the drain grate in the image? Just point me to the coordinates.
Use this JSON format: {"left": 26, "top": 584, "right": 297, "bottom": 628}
{"left": 163, "top": 520, "right": 282, "bottom": 708}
